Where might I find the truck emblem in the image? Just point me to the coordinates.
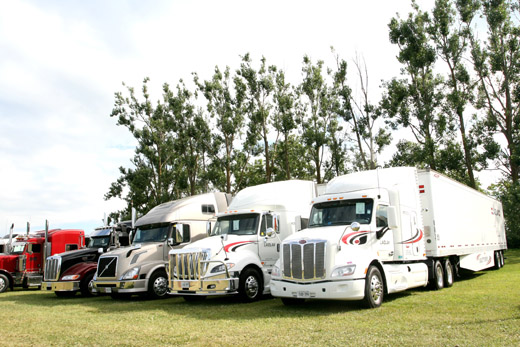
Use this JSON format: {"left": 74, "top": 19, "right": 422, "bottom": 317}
{"left": 299, "top": 240, "right": 307, "bottom": 244}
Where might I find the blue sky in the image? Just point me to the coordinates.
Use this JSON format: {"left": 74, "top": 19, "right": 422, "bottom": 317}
{"left": 4, "top": 0, "right": 484, "bottom": 236}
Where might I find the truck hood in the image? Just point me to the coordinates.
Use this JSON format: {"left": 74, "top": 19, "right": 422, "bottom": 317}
{"left": 101, "top": 243, "right": 157, "bottom": 258}
{"left": 283, "top": 225, "right": 373, "bottom": 246}
{"left": 174, "top": 235, "right": 258, "bottom": 259}
{"left": 0, "top": 254, "right": 18, "bottom": 272}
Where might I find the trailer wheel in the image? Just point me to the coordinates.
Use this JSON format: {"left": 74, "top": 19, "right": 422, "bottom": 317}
{"left": 443, "top": 259, "right": 454, "bottom": 288}
{"left": 80, "top": 273, "right": 95, "bottom": 297}
{"left": 362, "top": 266, "right": 384, "bottom": 308}
{"left": 147, "top": 270, "right": 168, "bottom": 299}
{"left": 0, "top": 274, "right": 9, "bottom": 293}
{"left": 499, "top": 251, "right": 505, "bottom": 267}
{"left": 239, "top": 268, "right": 262, "bottom": 302}
{"left": 494, "top": 251, "right": 503, "bottom": 269}
{"left": 431, "top": 260, "right": 444, "bottom": 290}
{"left": 281, "top": 298, "right": 305, "bottom": 306}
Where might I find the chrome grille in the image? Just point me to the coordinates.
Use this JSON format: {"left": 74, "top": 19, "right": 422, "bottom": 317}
{"left": 97, "top": 256, "right": 117, "bottom": 278}
{"left": 171, "top": 249, "right": 211, "bottom": 281}
{"left": 282, "top": 240, "right": 326, "bottom": 281}
{"left": 44, "top": 256, "right": 62, "bottom": 281}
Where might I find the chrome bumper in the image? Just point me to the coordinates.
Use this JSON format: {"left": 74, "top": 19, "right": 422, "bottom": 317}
{"left": 169, "top": 276, "right": 239, "bottom": 296}
{"left": 42, "top": 281, "right": 80, "bottom": 292}
{"left": 92, "top": 279, "right": 147, "bottom": 294}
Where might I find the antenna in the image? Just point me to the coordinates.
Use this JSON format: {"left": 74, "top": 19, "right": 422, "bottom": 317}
{"left": 376, "top": 167, "right": 381, "bottom": 198}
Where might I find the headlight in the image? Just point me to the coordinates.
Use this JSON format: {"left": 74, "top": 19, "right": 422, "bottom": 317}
{"left": 210, "top": 263, "right": 235, "bottom": 273}
{"left": 120, "top": 267, "right": 140, "bottom": 280}
{"left": 61, "top": 274, "right": 80, "bottom": 281}
{"left": 331, "top": 265, "right": 356, "bottom": 278}
{"left": 271, "top": 265, "right": 280, "bottom": 278}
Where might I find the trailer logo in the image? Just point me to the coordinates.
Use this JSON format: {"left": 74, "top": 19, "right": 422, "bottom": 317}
{"left": 491, "top": 207, "right": 501, "bottom": 216}
{"left": 224, "top": 241, "right": 256, "bottom": 252}
{"left": 342, "top": 230, "right": 371, "bottom": 245}
{"left": 399, "top": 229, "right": 424, "bottom": 244}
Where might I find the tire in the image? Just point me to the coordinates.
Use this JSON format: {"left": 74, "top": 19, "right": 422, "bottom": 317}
{"left": 494, "top": 251, "right": 502, "bottom": 269}
{"left": 183, "top": 295, "right": 206, "bottom": 302}
{"left": 80, "top": 273, "right": 95, "bottom": 297}
{"left": 431, "top": 260, "right": 444, "bottom": 290}
{"left": 443, "top": 259, "right": 454, "bottom": 288}
{"left": 499, "top": 251, "right": 505, "bottom": 267}
{"left": 238, "top": 268, "right": 262, "bottom": 302}
{"left": 362, "top": 266, "right": 384, "bottom": 308}
{"left": 0, "top": 274, "right": 9, "bottom": 293}
{"left": 147, "top": 270, "right": 168, "bottom": 299}
{"left": 281, "top": 297, "right": 305, "bottom": 306}
{"left": 55, "top": 291, "right": 77, "bottom": 298}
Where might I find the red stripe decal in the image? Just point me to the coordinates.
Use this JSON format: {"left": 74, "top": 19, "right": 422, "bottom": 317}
{"left": 224, "top": 241, "right": 254, "bottom": 253}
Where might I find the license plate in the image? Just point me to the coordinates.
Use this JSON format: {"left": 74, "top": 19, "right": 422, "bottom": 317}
{"left": 297, "top": 291, "right": 311, "bottom": 298}
{"left": 181, "top": 281, "right": 190, "bottom": 289}
{"left": 104, "top": 287, "right": 112, "bottom": 293}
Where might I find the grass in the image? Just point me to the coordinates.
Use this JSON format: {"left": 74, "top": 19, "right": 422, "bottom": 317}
{"left": 1, "top": 250, "right": 519, "bottom": 346}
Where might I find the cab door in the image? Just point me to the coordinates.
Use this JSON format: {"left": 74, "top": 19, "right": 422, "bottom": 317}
{"left": 25, "top": 243, "right": 42, "bottom": 273}
{"left": 257, "top": 214, "right": 279, "bottom": 267}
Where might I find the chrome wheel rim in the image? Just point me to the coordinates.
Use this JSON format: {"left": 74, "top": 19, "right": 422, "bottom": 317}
{"left": 0, "top": 277, "right": 6, "bottom": 292}
{"left": 153, "top": 276, "right": 168, "bottom": 296}
{"left": 244, "top": 275, "right": 259, "bottom": 298}
{"left": 369, "top": 274, "right": 383, "bottom": 304}
{"left": 445, "top": 262, "right": 453, "bottom": 285}
{"left": 436, "top": 264, "right": 443, "bottom": 287}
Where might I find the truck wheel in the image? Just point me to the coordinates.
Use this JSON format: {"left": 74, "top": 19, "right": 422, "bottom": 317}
{"left": 443, "top": 259, "right": 454, "bottom": 288}
{"left": 80, "top": 273, "right": 95, "bottom": 297}
{"left": 431, "top": 260, "right": 444, "bottom": 290}
{"left": 0, "top": 274, "right": 9, "bottom": 293}
{"left": 239, "top": 268, "right": 262, "bottom": 302}
{"left": 499, "top": 251, "right": 505, "bottom": 267}
{"left": 147, "top": 270, "right": 168, "bottom": 299}
{"left": 281, "top": 298, "right": 305, "bottom": 306}
{"left": 362, "top": 266, "right": 384, "bottom": 308}
{"left": 55, "top": 291, "right": 76, "bottom": 298}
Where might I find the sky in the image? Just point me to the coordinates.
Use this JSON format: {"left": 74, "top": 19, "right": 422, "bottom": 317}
{"left": 3, "top": 0, "right": 492, "bottom": 236}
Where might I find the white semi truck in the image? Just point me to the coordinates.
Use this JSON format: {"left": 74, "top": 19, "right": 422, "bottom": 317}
{"left": 92, "top": 192, "right": 231, "bottom": 299}
{"left": 270, "top": 167, "right": 507, "bottom": 308}
{"left": 168, "top": 180, "right": 317, "bottom": 302}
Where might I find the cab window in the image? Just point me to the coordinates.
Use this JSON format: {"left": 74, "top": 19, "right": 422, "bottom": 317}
{"left": 65, "top": 244, "right": 79, "bottom": 251}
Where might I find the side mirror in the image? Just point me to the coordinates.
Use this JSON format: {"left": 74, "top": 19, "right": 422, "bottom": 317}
{"left": 350, "top": 222, "right": 361, "bottom": 231}
{"left": 206, "top": 221, "right": 212, "bottom": 237}
{"left": 295, "top": 215, "right": 302, "bottom": 232}
{"left": 272, "top": 213, "right": 280, "bottom": 233}
{"left": 97, "top": 248, "right": 104, "bottom": 254}
{"left": 174, "top": 224, "right": 184, "bottom": 244}
{"left": 167, "top": 238, "right": 174, "bottom": 246}
{"left": 266, "top": 227, "right": 275, "bottom": 237}
{"left": 387, "top": 207, "right": 398, "bottom": 229}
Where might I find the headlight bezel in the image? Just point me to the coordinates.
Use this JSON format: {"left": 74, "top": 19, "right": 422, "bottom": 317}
{"left": 61, "top": 274, "right": 80, "bottom": 281}
{"left": 210, "top": 263, "right": 235, "bottom": 274}
{"left": 330, "top": 264, "right": 356, "bottom": 278}
{"left": 120, "top": 267, "right": 140, "bottom": 280}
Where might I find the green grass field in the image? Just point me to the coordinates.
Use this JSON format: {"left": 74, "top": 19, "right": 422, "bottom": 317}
{"left": 1, "top": 250, "right": 519, "bottom": 346}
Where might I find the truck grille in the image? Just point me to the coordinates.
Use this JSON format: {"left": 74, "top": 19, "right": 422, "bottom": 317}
{"left": 44, "top": 256, "right": 62, "bottom": 281}
{"left": 97, "top": 256, "right": 117, "bottom": 278}
{"left": 171, "top": 249, "right": 211, "bottom": 281}
{"left": 282, "top": 240, "right": 326, "bottom": 281}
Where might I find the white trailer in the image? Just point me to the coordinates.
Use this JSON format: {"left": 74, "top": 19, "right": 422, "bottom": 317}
{"left": 168, "top": 180, "right": 317, "bottom": 302}
{"left": 270, "top": 167, "right": 507, "bottom": 308}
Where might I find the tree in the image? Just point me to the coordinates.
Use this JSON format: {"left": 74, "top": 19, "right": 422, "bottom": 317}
{"left": 238, "top": 54, "right": 277, "bottom": 183}
{"left": 194, "top": 66, "right": 247, "bottom": 193}
{"left": 382, "top": 3, "right": 453, "bottom": 171}
{"left": 105, "top": 78, "right": 177, "bottom": 216}
{"left": 298, "top": 55, "right": 336, "bottom": 184}
{"left": 429, "top": 0, "right": 480, "bottom": 188}
{"left": 164, "top": 80, "right": 211, "bottom": 196}
{"left": 461, "top": 0, "right": 520, "bottom": 184}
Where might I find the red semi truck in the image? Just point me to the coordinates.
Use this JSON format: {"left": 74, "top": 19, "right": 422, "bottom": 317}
{"left": 0, "top": 222, "right": 85, "bottom": 293}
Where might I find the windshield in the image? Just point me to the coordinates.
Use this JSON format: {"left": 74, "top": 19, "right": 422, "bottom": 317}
{"left": 212, "top": 213, "right": 260, "bottom": 236}
{"left": 88, "top": 236, "right": 110, "bottom": 248}
{"left": 11, "top": 242, "right": 26, "bottom": 254}
{"left": 309, "top": 199, "right": 374, "bottom": 227}
{"left": 132, "top": 223, "right": 170, "bottom": 243}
